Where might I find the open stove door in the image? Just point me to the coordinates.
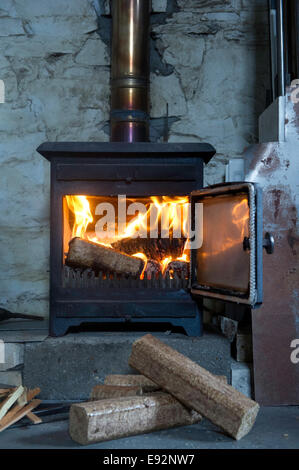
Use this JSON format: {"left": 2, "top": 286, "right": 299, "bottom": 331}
{"left": 190, "top": 182, "right": 265, "bottom": 307}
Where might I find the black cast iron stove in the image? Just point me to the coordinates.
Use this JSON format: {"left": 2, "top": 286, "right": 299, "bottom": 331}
{"left": 37, "top": 142, "right": 215, "bottom": 337}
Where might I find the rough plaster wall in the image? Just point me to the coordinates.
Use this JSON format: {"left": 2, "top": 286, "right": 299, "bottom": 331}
{"left": 152, "top": 0, "right": 270, "bottom": 183}
{"left": 0, "top": 0, "right": 270, "bottom": 317}
{"left": 0, "top": 0, "right": 109, "bottom": 316}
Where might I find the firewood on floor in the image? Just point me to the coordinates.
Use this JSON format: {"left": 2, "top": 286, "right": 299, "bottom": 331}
{"left": 92, "top": 376, "right": 226, "bottom": 402}
{"left": 0, "top": 385, "right": 24, "bottom": 421}
{"left": 26, "top": 411, "right": 42, "bottom": 424}
{"left": 0, "top": 386, "right": 42, "bottom": 432}
{"left": 104, "top": 374, "right": 161, "bottom": 393}
{"left": 66, "top": 237, "right": 145, "bottom": 277}
{"left": 90, "top": 384, "right": 143, "bottom": 401}
{"left": 0, "top": 399, "right": 41, "bottom": 432}
{"left": 0, "top": 388, "right": 14, "bottom": 399}
{"left": 103, "top": 373, "right": 227, "bottom": 393}
{"left": 129, "top": 334, "right": 260, "bottom": 440}
{"left": 69, "top": 392, "right": 202, "bottom": 445}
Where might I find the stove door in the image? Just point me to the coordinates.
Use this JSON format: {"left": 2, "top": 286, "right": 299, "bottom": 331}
{"left": 190, "top": 182, "right": 263, "bottom": 307}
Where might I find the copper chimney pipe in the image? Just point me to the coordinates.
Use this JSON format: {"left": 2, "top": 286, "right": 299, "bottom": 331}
{"left": 110, "top": 0, "right": 151, "bottom": 142}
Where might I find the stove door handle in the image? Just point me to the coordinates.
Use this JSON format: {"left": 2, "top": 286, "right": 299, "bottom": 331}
{"left": 263, "top": 232, "right": 274, "bottom": 254}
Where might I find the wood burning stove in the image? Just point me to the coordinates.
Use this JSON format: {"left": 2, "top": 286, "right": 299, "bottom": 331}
{"left": 37, "top": 142, "right": 214, "bottom": 336}
{"left": 37, "top": 142, "right": 267, "bottom": 337}
{"left": 36, "top": 1, "right": 271, "bottom": 336}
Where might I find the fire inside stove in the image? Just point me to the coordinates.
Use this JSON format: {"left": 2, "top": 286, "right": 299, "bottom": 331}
{"left": 63, "top": 195, "right": 191, "bottom": 284}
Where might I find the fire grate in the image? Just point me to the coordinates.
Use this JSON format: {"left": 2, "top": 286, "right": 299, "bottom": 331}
{"left": 63, "top": 266, "right": 189, "bottom": 290}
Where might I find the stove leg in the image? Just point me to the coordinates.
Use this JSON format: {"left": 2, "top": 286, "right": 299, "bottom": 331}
{"left": 50, "top": 318, "right": 69, "bottom": 337}
{"left": 179, "top": 307, "right": 203, "bottom": 337}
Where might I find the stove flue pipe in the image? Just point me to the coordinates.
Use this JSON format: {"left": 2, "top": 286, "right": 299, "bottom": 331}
{"left": 110, "top": 0, "right": 151, "bottom": 142}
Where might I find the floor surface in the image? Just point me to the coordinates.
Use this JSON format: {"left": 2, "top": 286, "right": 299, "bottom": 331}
{"left": 0, "top": 406, "right": 298, "bottom": 449}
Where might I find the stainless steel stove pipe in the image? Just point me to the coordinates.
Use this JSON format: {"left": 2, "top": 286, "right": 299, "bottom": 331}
{"left": 110, "top": 0, "right": 151, "bottom": 142}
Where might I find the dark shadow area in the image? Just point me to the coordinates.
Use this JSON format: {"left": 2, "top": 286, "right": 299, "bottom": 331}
{"left": 67, "top": 321, "right": 187, "bottom": 336}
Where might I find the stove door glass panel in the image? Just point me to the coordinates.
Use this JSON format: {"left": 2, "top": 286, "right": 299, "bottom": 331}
{"left": 191, "top": 183, "right": 262, "bottom": 306}
{"left": 197, "top": 193, "right": 250, "bottom": 292}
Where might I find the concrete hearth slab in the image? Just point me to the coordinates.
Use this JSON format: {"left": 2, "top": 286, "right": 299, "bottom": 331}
{"left": 23, "top": 331, "right": 231, "bottom": 400}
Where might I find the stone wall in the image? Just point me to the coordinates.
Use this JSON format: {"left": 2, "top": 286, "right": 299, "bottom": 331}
{"left": 0, "top": 0, "right": 270, "bottom": 317}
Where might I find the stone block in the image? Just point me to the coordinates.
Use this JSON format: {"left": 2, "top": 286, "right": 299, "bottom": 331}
{"left": 0, "top": 18, "right": 24, "bottom": 37}
{"left": 75, "top": 36, "right": 108, "bottom": 66}
{"left": 231, "top": 361, "right": 253, "bottom": 399}
{"left": 150, "top": 73, "right": 187, "bottom": 118}
{"left": 152, "top": 0, "right": 168, "bottom": 12}
{"left": 236, "top": 332, "right": 253, "bottom": 363}
{"left": 0, "top": 343, "right": 24, "bottom": 371}
{"left": 0, "top": 370, "right": 22, "bottom": 387}
{"left": 14, "top": 0, "right": 95, "bottom": 18}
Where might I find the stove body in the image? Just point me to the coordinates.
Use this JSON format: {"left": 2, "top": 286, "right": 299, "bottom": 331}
{"left": 38, "top": 142, "right": 215, "bottom": 337}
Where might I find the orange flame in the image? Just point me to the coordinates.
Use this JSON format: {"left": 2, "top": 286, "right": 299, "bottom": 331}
{"left": 65, "top": 195, "right": 93, "bottom": 238}
{"left": 65, "top": 195, "right": 190, "bottom": 276}
{"left": 200, "top": 197, "right": 249, "bottom": 258}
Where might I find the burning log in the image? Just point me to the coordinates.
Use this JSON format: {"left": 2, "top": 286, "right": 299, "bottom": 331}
{"left": 165, "top": 261, "right": 189, "bottom": 279}
{"left": 69, "top": 392, "right": 202, "bottom": 445}
{"left": 66, "top": 238, "right": 145, "bottom": 277}
{"left": 112, "top": 237, "right": 186, "bottom": 264}
{"left": 129, "top": 334, "right": 260, "bottom": 440}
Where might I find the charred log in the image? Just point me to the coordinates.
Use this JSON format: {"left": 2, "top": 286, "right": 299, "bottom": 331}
{"left": 112, "top": 237, "right": 186, "bottom": 263}
{"left": 165, "top": 261, "right": 189, "bottom": 279}
{"left": 144, "top": 259, "right": 161, "bottom": 279}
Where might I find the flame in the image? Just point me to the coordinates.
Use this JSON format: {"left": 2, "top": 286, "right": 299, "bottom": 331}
{"left": 65, "top": 195, "right": 93, "bottom": 238}
{"left": 65, "top": 194, "right": 251, "bottom": 279}
{"left": 232, "top": 198, "right": 249, "bottom": 240}
{"left": 132, "top": 252, "right": 148, "bottom": 279}
{"left": 200, "top": 197, "right": 249, "bottom": 258}
{"left": 161, "top": 257, "right": 172, "bottom": 274}
{"left": 65, "top": 195, "right": 190, "bottom": 277}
